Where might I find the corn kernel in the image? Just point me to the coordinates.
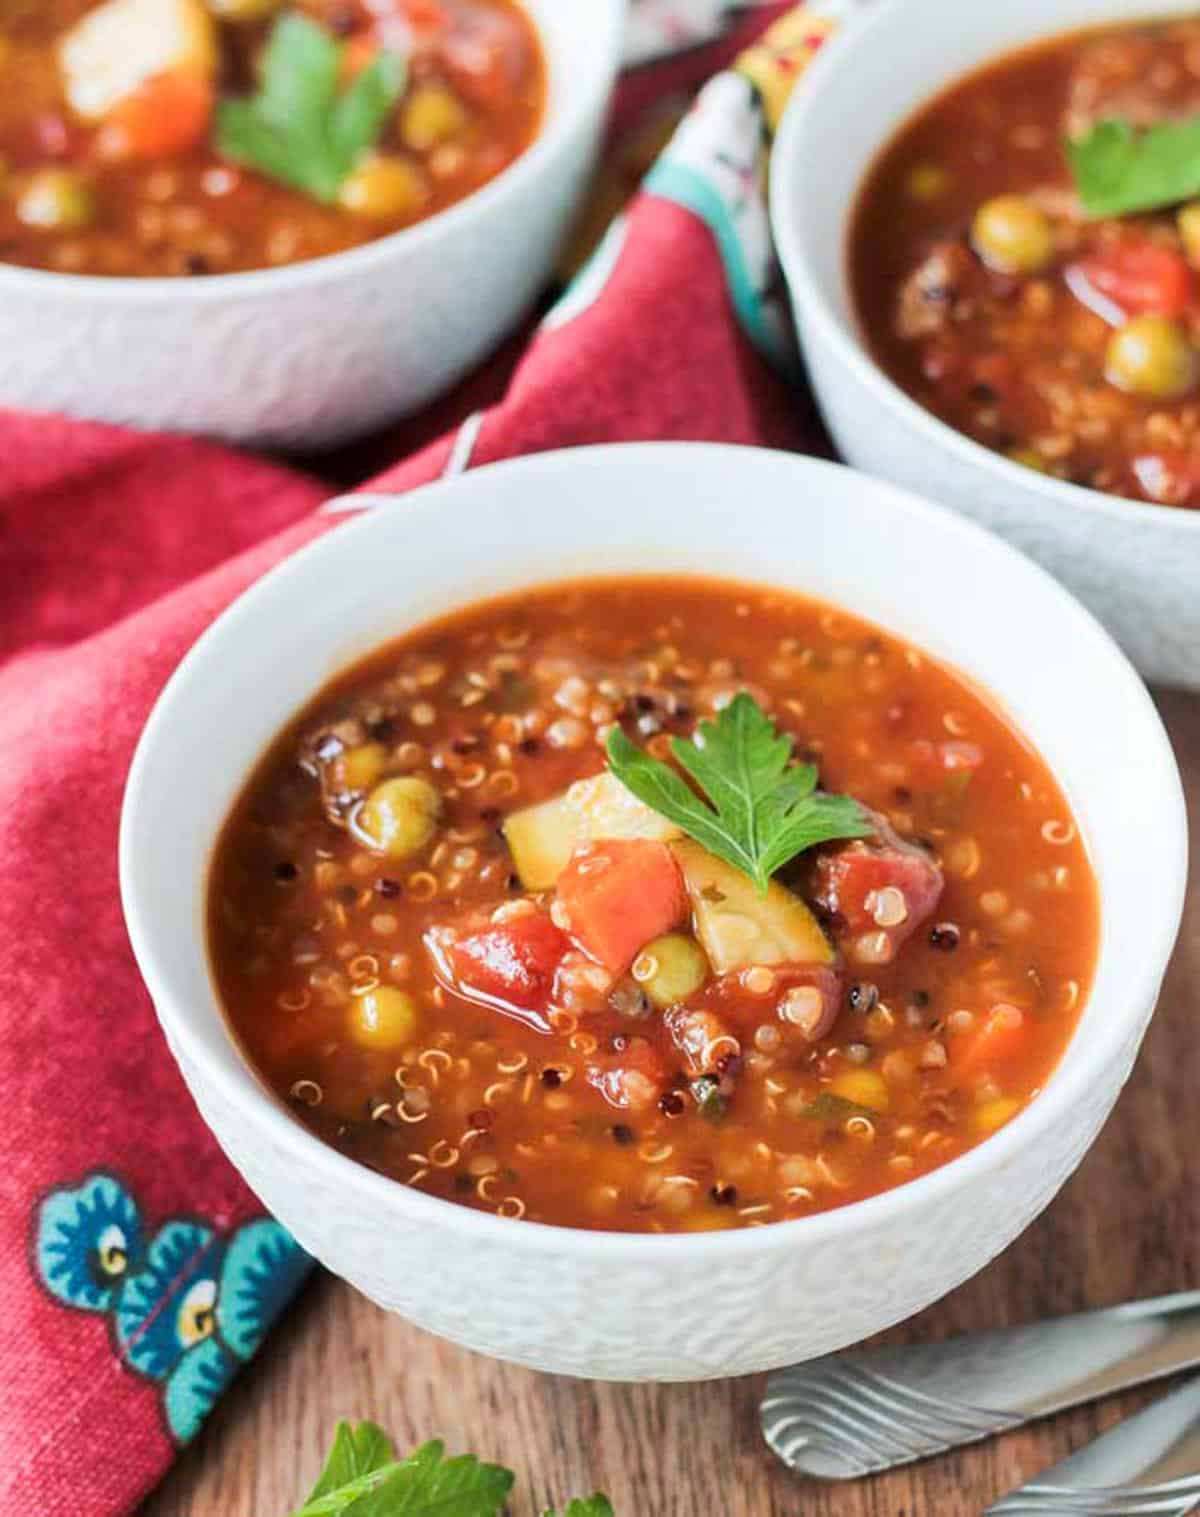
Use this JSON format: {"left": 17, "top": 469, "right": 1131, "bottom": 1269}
{"left": 335, "top": 742, "right": 388, "bottom": 792}
{"left": 830, "top": 1068, "right": 890, "bottom": 1113}
{"left": 402, "top": 83, "right": 469, "bottom": 152}
{"left": 974, "top": 1096, "right": 1021, "bottom": 1134}
{"left": 338, "top": 154, "right": 428, "bottom": 218}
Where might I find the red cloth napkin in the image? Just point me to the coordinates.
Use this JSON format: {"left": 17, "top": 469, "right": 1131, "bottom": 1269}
{"left": 0, "top": 9, "right": 828, "bottom": 1513}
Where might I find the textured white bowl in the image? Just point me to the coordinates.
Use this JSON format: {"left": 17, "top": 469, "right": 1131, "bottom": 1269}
{"left": 0, "top": 0, "right": 625, "bottom": 449}
{"left": 771, "top": 0, "right": 1200, "bottom": 690}
{"left": 120, "top": 444, "right": 1186, "bottom": 1381}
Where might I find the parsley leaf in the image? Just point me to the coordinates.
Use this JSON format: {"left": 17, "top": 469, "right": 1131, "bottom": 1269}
{"left": 290, "top": 1434, "right": 513, "bottom": 1517}
{"left": 290, "top": 1423, "right": 613, "bottom": 1517}
{"left": 1066, "top": 116, "right": 1200, "bottom": 218}
{"left": 606, "top": 693, "right": 871, "bottom": 894}
{"left": 217, "top": 14, "right": 405, "bottom": 204}
{"left": 304, "top": 1421, "right": 396, "bottom": 1504}
{"left": 543, "top": 1501, "right": 616, "bottom": 1517}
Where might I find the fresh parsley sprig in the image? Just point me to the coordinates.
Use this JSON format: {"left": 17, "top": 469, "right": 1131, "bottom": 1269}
{"left": 290, "top": 1421, "right": 612, "bottom": 1517}
{"left": 606, "top": 693, "right": 871, "bottom": 895}
{"left": 1066, "top": 117, "right": 1200, "bottom": 219}
{"left": 217, "top": 15, "right": 405, "bottom": 204}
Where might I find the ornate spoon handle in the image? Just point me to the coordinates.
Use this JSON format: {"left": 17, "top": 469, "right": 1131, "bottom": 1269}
{"left": 761, "top": 1292, "right": 1200, "bottom": 1480}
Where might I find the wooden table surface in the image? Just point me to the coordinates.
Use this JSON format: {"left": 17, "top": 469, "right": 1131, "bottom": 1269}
{"left": 141, "top": 688, "right": 1200, "bottom": 1517}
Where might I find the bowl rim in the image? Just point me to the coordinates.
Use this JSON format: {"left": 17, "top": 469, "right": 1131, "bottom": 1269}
{"left": 0, "top": 0, "right": 627, "bottom": 304}
{"left": 768, "top": 0, "right": 1200, "bottom": 539}
{"left": 120, "top": 441, "right": 1188, "bottom": 1261}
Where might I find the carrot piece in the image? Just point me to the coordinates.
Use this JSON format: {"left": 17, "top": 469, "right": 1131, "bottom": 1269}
{"left": 340, "top": 32, "right": 380, "bottom": 83}
{"left": 95, "top": 71, "right": 213, "bottom": 162}
{"left": 399, "top": 0, "right": 451, "bottom": 28}
{"left": 556, "top": 839, "right": 688, "bottom": 974}
{"left": 952, "top": 1003, "right": 1030, "bottom": 1080}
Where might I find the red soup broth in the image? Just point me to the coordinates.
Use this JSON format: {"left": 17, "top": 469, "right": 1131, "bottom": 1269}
{"left": 208, "top": 577, "right": 1099, "bottom": 1233}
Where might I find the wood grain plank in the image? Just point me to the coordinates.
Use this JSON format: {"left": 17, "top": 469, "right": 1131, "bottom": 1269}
{"left": 141, "top": 689, "right": 1200, "bottom": 1517}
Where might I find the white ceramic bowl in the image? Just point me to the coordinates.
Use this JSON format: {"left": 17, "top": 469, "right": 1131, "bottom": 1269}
{"left": 771, "top": 0, "right": 1200, "bottom": 691}
{"left": 0, "top": 0, "right": 625, "bottom": 449}
{"left": 120, "top": 443, "right": 1186, "bottom": 1381}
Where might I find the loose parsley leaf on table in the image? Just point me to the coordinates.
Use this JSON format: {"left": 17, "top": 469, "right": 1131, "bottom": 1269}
{"left": 606, "top": 692, "right": 871, "bottom": 895}
{"left": 1066, "top": 116, "right": 1200, "bottom": 218}
{"left": 303, "top": 1420, "right": 396, "bottom": 1503}
{"left": 289, "top": 1422, "right": 612, "bottom": 1517}
{"left": 290, "top": 1429, "right": 512, "bottom": 1517}
{"left": 542, "top": 1500, "right": 616, "bottom": 1517}
{"left": 217, "top": 15, "right": 405, "bottom": 203}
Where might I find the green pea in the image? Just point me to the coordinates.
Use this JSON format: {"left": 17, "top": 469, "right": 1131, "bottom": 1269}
{"left": 970, "top": 194, "right": 1054, "bottom": 275}
{"left": 357, "top": 776, "right": 440, "bottom": 859}
{"left": 635, "top": 934, "right": 709, "bottom": 1009}
{"left": 1105, "top": 314, "right": 1199, "bottom": 400}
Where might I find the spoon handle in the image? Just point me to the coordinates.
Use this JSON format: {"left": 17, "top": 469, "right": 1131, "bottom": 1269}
{"left": 761, "top": 1292, "right": 1200, "bottom": 1480}
{"left": 987, "top": 1376, "right": 1200, "bottom": 1516}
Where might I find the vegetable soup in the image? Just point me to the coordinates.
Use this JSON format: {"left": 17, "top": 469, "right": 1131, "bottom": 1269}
{"left": 851, "top": 18, "right": 1200, "bottom": 508}
{"left": 208, "top": 579, "right": 1099, "bottom": 1234}
{"left": 0, "top": 0, "right": 545, "bottom": 276}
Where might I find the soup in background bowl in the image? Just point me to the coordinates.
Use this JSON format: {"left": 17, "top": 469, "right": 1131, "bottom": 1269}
{"left": 120, "top": 444, "right": 1185, "bottom": 1379}
{"left": 0, "top": 0, "right": 545, "bottom": 278}
{"left": 851, "top": 17, "right": 1200, "bottom": 510}
{"left": 770, "top": 0, "right": 1200, "bottom": 690}
{"left": 0, "top": 0, "right": 624, "bottom": 446}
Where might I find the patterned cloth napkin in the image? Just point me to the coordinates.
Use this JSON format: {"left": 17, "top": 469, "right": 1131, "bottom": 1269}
{"left": 0, "top": 4, "right": 856, "bottom": 1511}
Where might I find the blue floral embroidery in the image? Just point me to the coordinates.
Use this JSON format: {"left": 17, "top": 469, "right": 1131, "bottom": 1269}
{"left": 33, "top": 1173, "right": 311, "bottom": 1444}
{"left": 217, "top": 1217, "right": 313, "bottom": 1361}
{"left": 35, "top": 1173, "right": 144, "bottom": 1313}
{"left": 116, "top": 1220, "right": 225, "bottom": 1382}
{"left": 163, "top": 1336, "right": 237, "bottom": 1445}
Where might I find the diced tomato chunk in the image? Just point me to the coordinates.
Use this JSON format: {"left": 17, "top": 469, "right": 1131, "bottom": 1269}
{"left": 555, "top": 839, "right": 688, "bottom": 974}
{"left": 30, "top": 113, "right": 83, "bottom": 161}
{"left": 713, "top": 963, "right": 844, "bottom": 1044}
{"left": 664, "top": 1004, "right": 739, "bottom": 1075}
{"left": 585, "top": 1036, "right": 671, "bottom": 1112}
{"left": 1069, "top": 244, "right": 1193, "bottom": 319}
{"left": 1132, "top": 451, "right": 1200, "bottom": 507}
{"left": 815, "top": 819, "right": 943, "bottom": 960}
{"left": 909, "top": 737, "right": 985, "bottom": 775}
{"left": 437, "top": 14, "right": 527, "bottom": 107}
{"left": 435, "top": 908, "right": 568, "bottom": 1022}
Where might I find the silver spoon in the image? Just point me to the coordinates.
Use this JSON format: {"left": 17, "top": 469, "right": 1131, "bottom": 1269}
{"left": 987, "top": 1376, "right": 1200, "bottom": 1515}
{"left": 761, "top": 1291, "right": 1200, "bottom": 1480}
